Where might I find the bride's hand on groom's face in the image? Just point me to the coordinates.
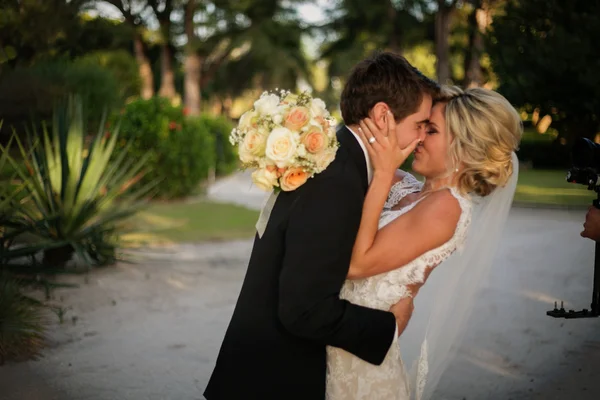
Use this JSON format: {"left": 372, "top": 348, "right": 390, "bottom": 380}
{"left": 356, "top": 111, "right": 421, "bottom": 179}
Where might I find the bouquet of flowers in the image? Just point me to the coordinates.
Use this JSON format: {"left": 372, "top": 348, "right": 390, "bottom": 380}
{"left": 230, "top": 90, "right": 339, "bottom": 192}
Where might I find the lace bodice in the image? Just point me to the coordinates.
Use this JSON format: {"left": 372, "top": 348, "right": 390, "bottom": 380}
{"left": 326, "top": 171, "right": 472, "bottom": 400}
{"left": 342, "top": 172, "right": 472, "bottom": 311}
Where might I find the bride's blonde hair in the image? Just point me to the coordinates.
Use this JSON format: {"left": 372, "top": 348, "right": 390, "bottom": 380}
{"left": 437, "top": 86, "right": 522, "bottom": 196}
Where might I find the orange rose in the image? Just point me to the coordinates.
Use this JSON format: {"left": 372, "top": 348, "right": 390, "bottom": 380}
{"left": 302, "top": 128, "right": 329, "bottom": 154}
{"left": 284, "top": 106, "right": 310, "bottom": 131}
{"left": 280, "top": 167, "right": 310, "bottom": 191}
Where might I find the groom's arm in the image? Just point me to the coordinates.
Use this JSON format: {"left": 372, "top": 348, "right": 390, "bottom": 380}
{"left": 278, "top": 177, "right": 398, "bottom": 365}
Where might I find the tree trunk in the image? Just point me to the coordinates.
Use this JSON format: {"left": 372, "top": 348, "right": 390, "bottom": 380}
{"left": 184, "top": 0, "right": 201, "bottom": 115}
{"left": 435, "top": 1, "right": 454, "bottom": 84}
{"left": 221, "top": 97, "right": 233, "bottom": 118}
{"left": 184, "top": 54, "right": 202, "bottom": 115}
{"left": 133, "top": 33, "right": 154, "bottom": 99}
{"left": 158, "top": 43, "right": 177, "bottom": 99}
{"left": 387, "top": 0, "right": 402, "bottom": 54}
{"left": 464, "top": 1, "right": 492, "bottom": 87}
{"left": 156, "top": 1, "right": 176, "bottom": 101}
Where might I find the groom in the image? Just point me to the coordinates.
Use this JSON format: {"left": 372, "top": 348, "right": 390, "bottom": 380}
{"left": 204, "top": 52, "right": 439, "bottom": 400}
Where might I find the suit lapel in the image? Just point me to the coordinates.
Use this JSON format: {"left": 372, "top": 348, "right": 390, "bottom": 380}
{"left": 337, "top": 126, "right": 369, "bottom": 193}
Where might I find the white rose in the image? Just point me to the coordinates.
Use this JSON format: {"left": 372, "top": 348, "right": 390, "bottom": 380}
{"left": 258, "top": 158, "right": 275, "bottom": 169}
{"left": 310, "top": 98, "right": 327, "bottom": 117}
{"left": 252, "top": 168, "right": 279, "bottom": 191}
{"left": 254, "top": 94, "right": 281, "bottom": 116}
{"left": 328, "top": 126, "right": 336, "bottom": 138}
{"left": 312, "top": 147, "right": 337, "bottom": 172}
{"left": 240, "top": 128, "right": 268, "bottom": 157}
{"left": 238, "top": 141, "right": 255, "bottom": 164}
{"left": 265, "top": 127, "right": 298, "bottom": 168}
{"left": 238, "top": 110, "right": 257, "bottom": 131}
{"left": 297, "top": 144, "right": 307, "bottom": 158}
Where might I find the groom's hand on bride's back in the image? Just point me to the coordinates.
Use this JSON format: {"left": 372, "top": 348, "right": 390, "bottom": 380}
{"left": 390, "top": 266, "right": 434, "bottom": 336}
{"left": 389, "top": 296, "right": 414, "bottom": 336}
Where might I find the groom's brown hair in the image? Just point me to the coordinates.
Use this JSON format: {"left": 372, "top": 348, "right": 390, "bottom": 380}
{"left": 341, "top": 52, "right": 439, "bottom": 125}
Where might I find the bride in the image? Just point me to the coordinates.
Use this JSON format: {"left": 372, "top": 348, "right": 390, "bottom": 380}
{"left": 326, "top": 86, "right": 523, "bottom": 399}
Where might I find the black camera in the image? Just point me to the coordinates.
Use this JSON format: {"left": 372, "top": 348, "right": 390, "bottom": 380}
{"left": 547, "top": 137, "right": 600, "bottom": 319}
{"left": 566, "top": 137, "right": 600, "bottom": 193}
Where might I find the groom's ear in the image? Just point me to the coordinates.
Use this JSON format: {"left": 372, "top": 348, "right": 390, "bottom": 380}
{"left": 369, "top": 102, "right": 391, "bottom": 130}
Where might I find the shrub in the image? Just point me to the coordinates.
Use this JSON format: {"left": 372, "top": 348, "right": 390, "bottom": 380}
{"left": 115, "top": 98, "right": 216, "bottom": 199}
{"left": 199, "top": 114, "right": 238, "bottom": 176}
{"left": 516, "top": 128, "right": 570, "bottom": 169}
{"left": 0, "top": 60, "right": 120, "bottom": 141}
{"left": 77, "top": 50, "right": 141, "bottom": 101}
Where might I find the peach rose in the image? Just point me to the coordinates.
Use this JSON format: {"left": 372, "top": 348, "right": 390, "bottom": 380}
{"left": 280, "top": 167, "right": 310, "bottom": 191}
{"left": 265, "top": 127, "right": 297, "bottom": 168}
{"left": 302, "top": 128, "right": 329, "bottom": 154}
{"left": 284, "top": 106, "right": 310, "bottom": 131}
{"left": 315, "top": 115, "right": 334, "bottom": 133}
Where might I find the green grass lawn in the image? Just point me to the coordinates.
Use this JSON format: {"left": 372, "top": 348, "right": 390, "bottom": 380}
{"left": 125, "top": 200, "right": 259, "bottom": 245}
{"left": 124, "top": 168, "right": 592, "bottom": 246}
{"left": 515, "top": 169, "right": 595, "bottom": 207}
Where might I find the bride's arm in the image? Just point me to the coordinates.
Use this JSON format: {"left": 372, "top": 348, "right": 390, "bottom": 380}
{"left": 349, "top": 191, "right": 460, "bottom": 279}
{"left": 349, "top": 117, "right": 460, "bottom": 280}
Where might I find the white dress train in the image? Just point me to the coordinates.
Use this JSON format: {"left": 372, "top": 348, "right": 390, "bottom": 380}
{"left": 326, "top": 172, "right": 472, "bottom": 400}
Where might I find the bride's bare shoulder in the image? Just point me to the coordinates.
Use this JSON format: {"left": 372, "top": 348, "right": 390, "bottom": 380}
{"left": 416, "top": 189, "right": 462, "bottom": 223}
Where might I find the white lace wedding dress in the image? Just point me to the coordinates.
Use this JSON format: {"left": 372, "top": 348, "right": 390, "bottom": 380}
{"left": 326, "top": 172, "right": 472, "bottom": 400}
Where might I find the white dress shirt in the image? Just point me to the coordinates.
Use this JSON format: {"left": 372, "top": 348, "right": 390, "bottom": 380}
{"left": 345, "top": 125, "right": 374, "bottom": 183}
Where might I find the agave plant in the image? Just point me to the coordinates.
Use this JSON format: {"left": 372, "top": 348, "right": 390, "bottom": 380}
{"left": 0, "top": 131, "right": 79, "bottom": 294}
{"left": 0, "top": 135, "right": 48, "bottom": 267}
{"left": 8, "top": 97, "right": 152, "bottom": 268}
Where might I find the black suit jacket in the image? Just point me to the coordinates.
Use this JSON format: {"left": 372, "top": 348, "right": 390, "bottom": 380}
{"left": 204, "top": 126, "right": 397, "bottom": 400}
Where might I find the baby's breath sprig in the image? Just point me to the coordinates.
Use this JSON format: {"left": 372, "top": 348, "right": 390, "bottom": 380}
{"left": 229, "top": 128, "right": 244, "bottom": 145}
{"left": 296, "top": 91, "right": 312, "bottom": 107}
